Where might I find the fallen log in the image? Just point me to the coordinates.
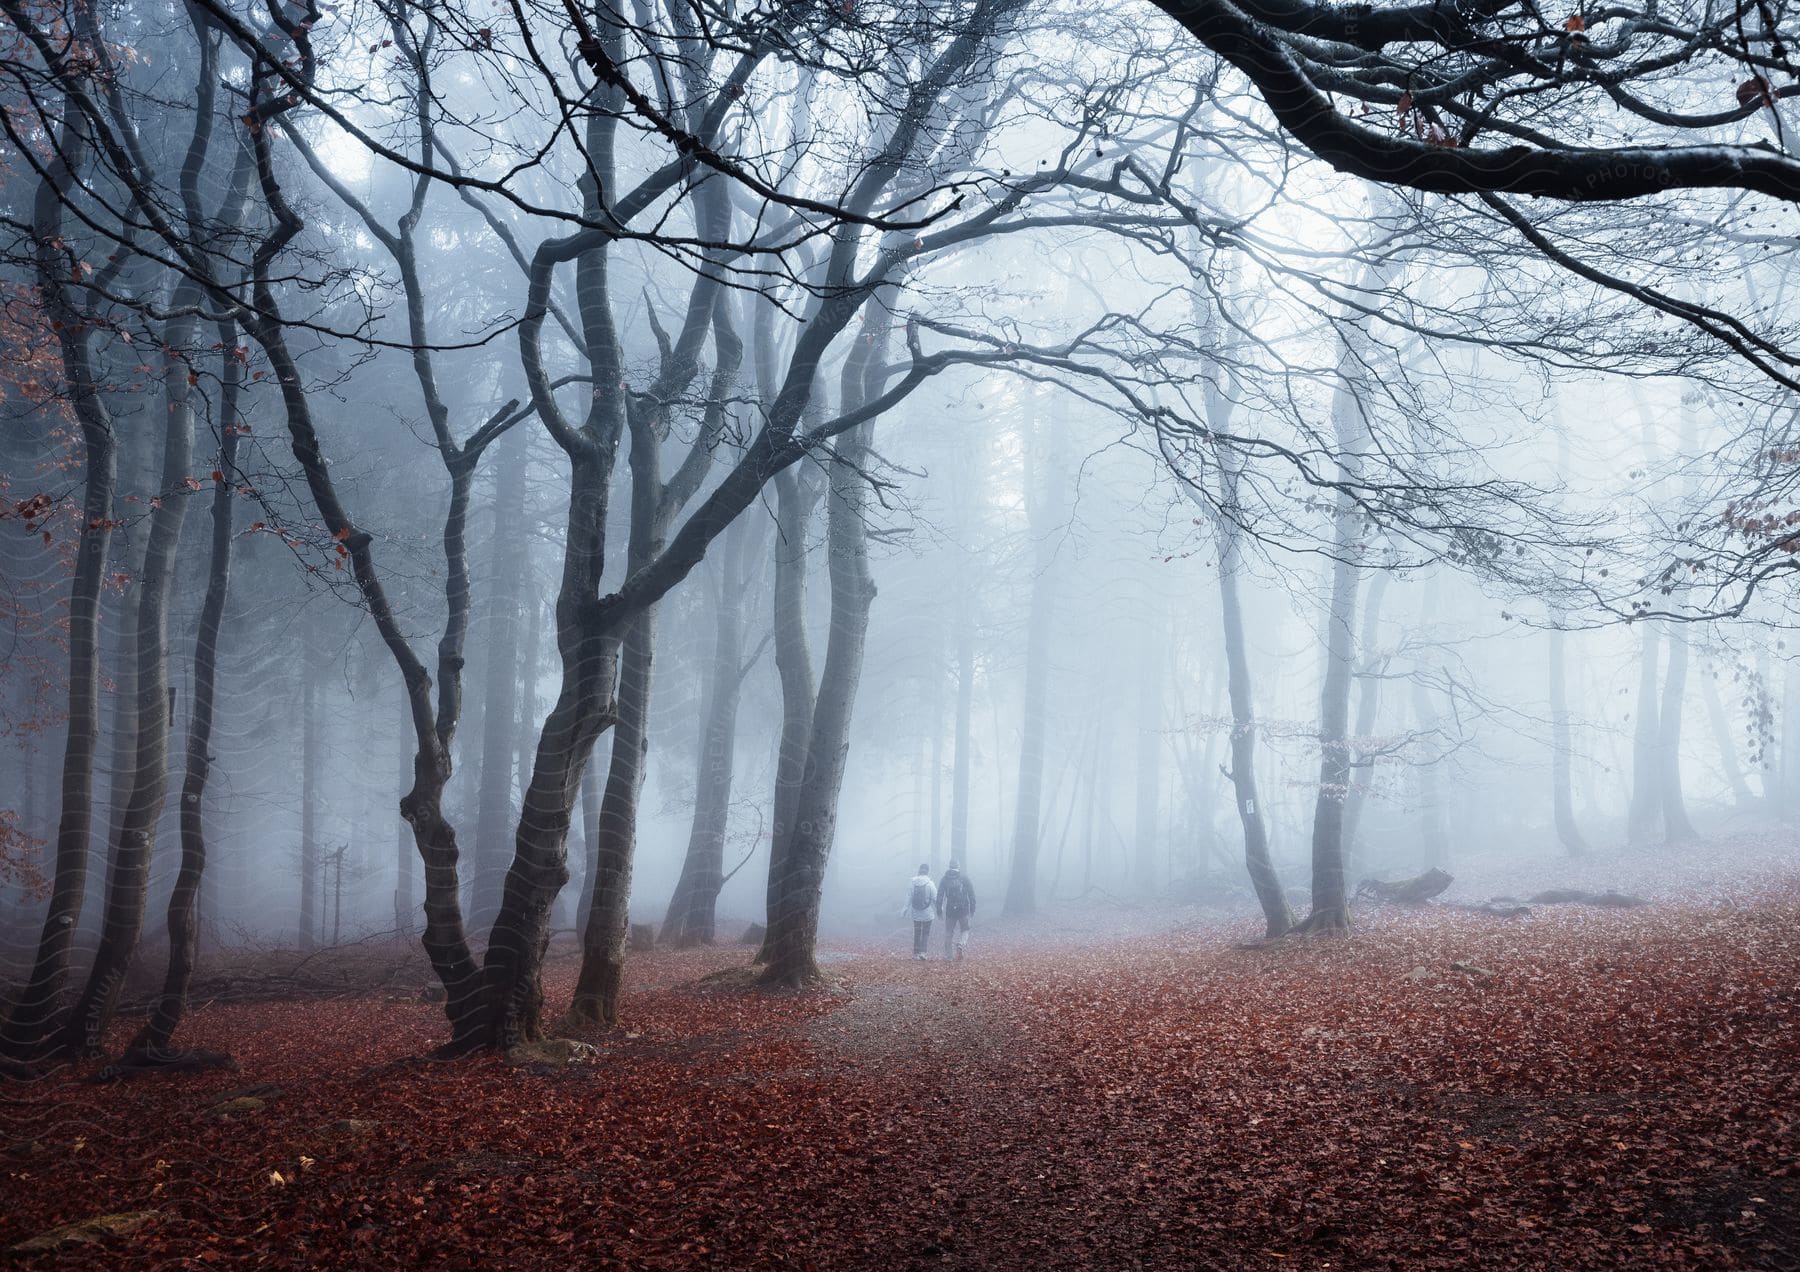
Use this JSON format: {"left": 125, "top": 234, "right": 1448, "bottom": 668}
{"left": 1448, "top": 901, "right": 1533, "bottom": 919}
{"left": 1356, "top": 868, "right": 1454, "bottom": 906}
{"left": 1528, "top": 888, "right": 1647, "bottom": 908}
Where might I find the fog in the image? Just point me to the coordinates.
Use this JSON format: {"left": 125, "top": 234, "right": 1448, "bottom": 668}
{"left": 2, "top": 0, "right": 1797, "bottom": 1054}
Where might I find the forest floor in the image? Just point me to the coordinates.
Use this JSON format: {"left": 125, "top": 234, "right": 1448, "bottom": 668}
{"left": 3, "top": 846, "right": 1798, "bottom": 1268}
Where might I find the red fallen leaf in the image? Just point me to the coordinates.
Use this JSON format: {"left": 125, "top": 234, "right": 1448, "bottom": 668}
{"left": 211, "top": 470, "right": 224, "bottom": 482}
{"left": 4, "top": 875, "right": 1797, "bottom": 1267}
{"left": 182, "top": 476, "right": 203, "bottom": 492}
{"left": 334, "top": 526, "right": 352, "bottom": 541}
{"left": 1564, "top": 13, "right": 1585, "bottom": 31}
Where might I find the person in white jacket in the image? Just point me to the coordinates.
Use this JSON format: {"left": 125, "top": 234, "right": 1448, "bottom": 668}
{"left": 902, "top": 864, "right": 937, "bottom": 960}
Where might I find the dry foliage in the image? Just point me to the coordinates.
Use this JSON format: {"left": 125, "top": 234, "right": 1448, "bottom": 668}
{"left": 1, "top": 891, "right": 1796, "bottom": 1267}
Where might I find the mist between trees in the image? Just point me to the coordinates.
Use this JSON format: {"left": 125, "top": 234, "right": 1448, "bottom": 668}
{"left": 2, "top": 0, "right": 1800, "bottom": 1065}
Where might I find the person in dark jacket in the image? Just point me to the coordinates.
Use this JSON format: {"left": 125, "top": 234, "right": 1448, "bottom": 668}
{"left": 935, "top": 861, "right": 976, "bottom": 961}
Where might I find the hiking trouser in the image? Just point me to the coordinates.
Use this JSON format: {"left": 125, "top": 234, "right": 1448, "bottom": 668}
{"left": 912, "top": 919, "right": 932, "bottom": 956}
{"left": 943, "top": 913, "right": 970, "bottom": 957}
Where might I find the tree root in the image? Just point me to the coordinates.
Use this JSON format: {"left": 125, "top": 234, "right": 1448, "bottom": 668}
{"left": 691, "top": 962, "right": 842, "bottom": 995}
{"left": 98, "top": 1047, "right": 238, "bottom": 1082}
{"left": 554, "top": 1005, "right": 617, "bottom": 1040}
{"left": 1290, "top": 908, "right": 1352, "bottom": 935}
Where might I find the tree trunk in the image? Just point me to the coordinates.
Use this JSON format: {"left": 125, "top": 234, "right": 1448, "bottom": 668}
{"left": 1132, "top": 614, "right": 1163, "bottom": 892}
{"left": 663, "top": 516, "right": 754, "bottom": 947}
{"left": 1304, "top": 547, "right": 1358, "bottom": 933}
{"left": 1298, "top": 383, "right": 1368, "bottom": 934}
{"left": 761, "top": 423, "right": 877, "bottom": 987}
{"left": 394, "top": 689, "right": 416, "bottom": 936}
{"left": 1547, "top": 419, "right": 1587, "bottom": 856}
{"left": 564, "top": 607, "right": 655, "bottom": 1029}
{"left": 1658, "top": 624, "right": 1699, "bottom": 842}
{"left": 58, "top": 253, "right": 204, "bottom": 1054}
{"left": 1004, "top": 404, "right": 1056, "bottom": 919}
{"left": 574, "top": 749, "right": 603, "bottom": 936}
{"left": 1341, "top": 570, "right": 1390, "bottom": 862}
{"left": 472, "top": 432, "right": 528, "bottom": 930}
{"left": 1214, "top": 474, "right": 1292, "bottom": 940}
{"left": 950, "top": 596, "right": 976, "bottom": 869}
{"left": 758, "top": 469, "right": 820, "bottom": 963}
{"left": 1411, "top": 669, "right": 1449, "bottom": 870}
{"left": 0, "top": 114, "right": 119, "bottom": 1063}
{"left": 1548, "top": 624, "right": 1587, "bottom": 855}
{"left": 1627, "top": 624, "right": 1663, "bottom": 843}
{"left": 761, "top": 294, "right": 895, "bottom": 985}
{"left": 480, "top": 445, "right": 616, "bottom": 1047}
{"left": 125, "top": 321, "right": 243, "bottom": 1066}
{"left": 929, "top": 642, "right": 945, "bottom": 873}
{"left": 95, "top": 572, "right": 140, "bottom": 944}
{"left": 299, "top": 644, "right": 321, "bottom": 951}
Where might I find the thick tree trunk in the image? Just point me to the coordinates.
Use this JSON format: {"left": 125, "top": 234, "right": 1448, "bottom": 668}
{"left": 575, "top": 750, "right": 602, "bottom": 935}
{"left": 95, "top": 577, "right": 140, "bottom": 943}
{"left": 663, "top": 519, "right": 753, "bottom": 947}
{"left": 758, "top": 469, "right": 820, "bottom": 963}
{"left": 394, "top": 690, "right": 416, "bottom": 936}
{"left": 1297, "top": 369, "right": 1370, "bottom": 934}
{"left": 761, "top": 292, "right": 897, "bottom": 985}
{"left": 1658, "top": 624, "right": 1699, "bottom": 842}
{"left": 1627, "top": 624, "right": 1663, "bottom": 843}
{"left": 0, "top": 118, "right": 119, "bottom": 1063}
{"left": 481, "top": 447, "right": 615, "bottom": 1047}
{"left": 1302, "top": 547, "right": 1359, "bottom": 932}
{"left": 515, "top": 586, "right": 544, "bottom": 835}
{"left": 125, "top": 323, "right": 242, "bottom": 1066}
{"left": 472, "top": 432, "right": 528, "bottom": 930}
{"left": 564, "top": 607, "right": 654, "bottom": 1029}
{"left": 762, "top": 421, "right": 878, "bottom": 988}
{"left": 58, "top": 265, "right": 203, "bottom": 1054}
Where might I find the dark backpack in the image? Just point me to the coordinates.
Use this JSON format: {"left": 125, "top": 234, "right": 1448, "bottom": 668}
{"left": 910, "top": 879, "right": 932, "bottom": 911}
{"left": 943, "top": 874, "right": 969, "bottom": 914}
